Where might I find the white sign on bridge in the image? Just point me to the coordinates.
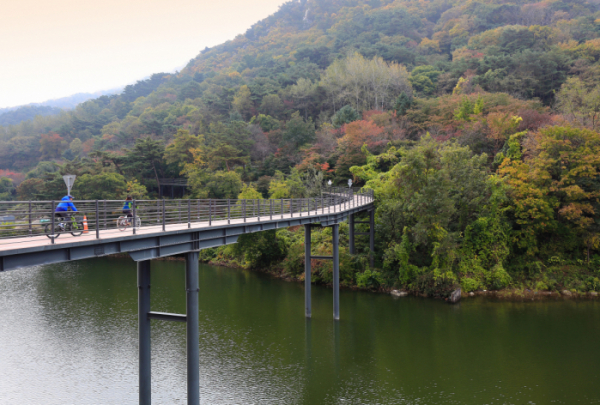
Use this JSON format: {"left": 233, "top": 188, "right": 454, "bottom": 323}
{"left": 63, "top": 175, "right": 76, "bottom": 196}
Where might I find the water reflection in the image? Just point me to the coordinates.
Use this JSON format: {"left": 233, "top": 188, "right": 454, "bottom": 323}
{"left": 0, "top": 257, "right": 599, "bottom": 404}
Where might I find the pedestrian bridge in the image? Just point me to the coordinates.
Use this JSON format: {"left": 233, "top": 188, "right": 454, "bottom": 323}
{"left": 0, "top": 187, "right": 375, "bottom": 405}
{"left": 0, "top": 187, "right": 374, "bottom": 271}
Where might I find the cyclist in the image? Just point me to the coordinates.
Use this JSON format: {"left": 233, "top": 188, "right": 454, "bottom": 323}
{"left": 55, "top": 195, "right": 78, "bottom": 228}
{"left": 122, "top": 196, "right": 133, "bottom": 224}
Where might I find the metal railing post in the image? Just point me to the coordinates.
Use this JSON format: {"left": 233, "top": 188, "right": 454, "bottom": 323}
{"left": 281, "top": 199, "right": 283, "bottom": 219}
{"left": 290, "top": 199, "right": 293, "bottom": 218}
{"left": 178, "top": 200, "right": 182, "bottom": 224}
{"left": 95, "top": 200, "right": 100, "bottom": 239}
{"left": 133, "top": 199, "right": 137, "bottom": 235}
{"left": 243, "top": 199, "right": 246, "bottom": 223}
{"left": 270, "top": 199, "right": 273, "bottom": 220}
{"left": 209, "top": 199, "right": 212, "bottom": 226}
{"left": 156, "top": 200, "right": 160, "bottom": 223}
{"left": 227, "top": 199, "right": 230, "bottom": 224}
{"left": 257, "top": 199, "right": 260, "bottom": 221}
{"left": 51, "top": 200, "right": 55, "bottom": 244}
{"left": 162, "top": 199, "right": 166, "bottom": 231}
{"left": 104, "top": 200, "right": 107, "bottom": 230}
{"left": 187, "top": 199, "right": 191, "bottom": 229}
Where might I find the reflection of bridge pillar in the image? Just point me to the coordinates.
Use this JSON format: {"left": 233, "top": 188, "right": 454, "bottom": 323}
{"left": 304, "top": 225, "right": 311, "bottom": 318}
{"left": 370, "top": 209, "right": 375, "bottom": 269}
{"left": 349, "top": 214, "right": 355, "bottom": 254}
{"left": 138, "top": 260, "right": 151, "bottom": 405}
{"left": 333, "top": 223, "right": 339, "bottom": 321}
{"left": 185, "top": 251, "right": 200, "bottom": 405}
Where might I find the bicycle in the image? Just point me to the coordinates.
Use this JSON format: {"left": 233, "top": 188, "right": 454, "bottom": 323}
{"left": 116, "top": 215, "right": 141, "bottom": 231}
{"left": 44, "top": 214, "right": 84, "bottom": 239}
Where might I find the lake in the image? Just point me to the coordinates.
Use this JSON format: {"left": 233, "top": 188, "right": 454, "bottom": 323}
{"left": 1, "top": 257, "right": 599, "bottom": 404}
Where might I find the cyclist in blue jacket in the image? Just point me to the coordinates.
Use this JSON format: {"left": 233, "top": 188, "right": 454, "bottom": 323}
{"left": 55, "top": 195, "right": 78, "bottom": 219}
{"left": 123, "top": 196, "right": 133, "bottom": 224}
{"left": 54, "top": 195, "right": 78, "bottom": 229}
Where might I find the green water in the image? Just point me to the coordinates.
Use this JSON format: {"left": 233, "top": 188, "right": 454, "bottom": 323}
{"left": 1, "top": 257, "right": 599, "bottom": 404}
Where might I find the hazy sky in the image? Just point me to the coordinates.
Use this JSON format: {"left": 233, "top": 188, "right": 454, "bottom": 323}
{"left": 0, "top": 0, "right": 288, "bottom": 108}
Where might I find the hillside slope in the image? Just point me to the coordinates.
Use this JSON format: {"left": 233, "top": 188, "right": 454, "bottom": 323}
{"left": 1, "top": 0, "right": 600, "bottom": 296}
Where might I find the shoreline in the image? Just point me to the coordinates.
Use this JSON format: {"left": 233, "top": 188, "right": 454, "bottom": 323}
{"left": 106, "top": 254, "right": 600, "bottom": 302}
{"left": 206, "top": 258, "right": 600, "bottom": 302}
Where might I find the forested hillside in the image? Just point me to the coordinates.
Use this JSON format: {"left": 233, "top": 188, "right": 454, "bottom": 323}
{"left": 2, "top": 0, "right": 600, "bottom": 296}
{"left": 0, "top": 106, "right": 64, "bottom": 127}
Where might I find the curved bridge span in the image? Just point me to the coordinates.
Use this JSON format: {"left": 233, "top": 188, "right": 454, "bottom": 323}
{"left": 0, "top": 187, "right": 375, "bottom": 405}
{"left": 0, "top": 187, "right": 374, "bottom": 271}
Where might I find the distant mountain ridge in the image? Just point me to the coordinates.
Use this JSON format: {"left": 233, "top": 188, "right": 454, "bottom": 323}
{"left": 0, "top": 88, "right": 124, "bottom": 112}
{"left": 0, "top": 88, "right": 124, "bottom": 126}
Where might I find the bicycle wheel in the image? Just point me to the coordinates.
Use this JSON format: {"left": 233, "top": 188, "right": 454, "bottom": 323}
{"left": 117, "top": 217, "right": 128, "bottom": 231}
{"left": 44, "top": 223, "right": 61, "bottom": 239}
{"left": 70, "top": 222, "right": 84, "bottom": 237}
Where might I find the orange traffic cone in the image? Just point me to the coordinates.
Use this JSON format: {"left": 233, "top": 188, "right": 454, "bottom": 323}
{"left": 83, "top": 215, "right": 89, "bottom": 234}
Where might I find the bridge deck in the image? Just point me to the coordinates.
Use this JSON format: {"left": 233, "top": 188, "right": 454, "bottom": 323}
{"left": 0, "top": 191, "right": 374, "bottom": 270}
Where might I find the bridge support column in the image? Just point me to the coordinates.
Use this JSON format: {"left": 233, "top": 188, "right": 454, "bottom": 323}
{"left": 304, "top": 225, "right": 311, "bottom": 318}
{"left": 138, "top": 260, "right": 151, "bottom": 405}
{"left": 333, "top": 223, "right": 340, "bottom": 321}
{"left": 185, "top": 251, "right": 200, "bottom": 405}
{"left": 370, "top": 210, "right": 375, "bottom": 269}
{"left": 349, "top": 214, "right": 355, "bottom": 254}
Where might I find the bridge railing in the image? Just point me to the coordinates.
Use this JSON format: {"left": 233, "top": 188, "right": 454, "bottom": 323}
{"left": 0, "top": 187, "right": 374, "bottom": 245}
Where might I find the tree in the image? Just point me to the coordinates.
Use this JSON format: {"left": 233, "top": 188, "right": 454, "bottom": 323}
{"left": 394, "top": 92, "right": 412, "bottom": 116}
{"left": 555, "top": 78, "right": 600, "bottom": 130}
{"left": 321, "top": 53, "right": 411, "bottom": 112}
{"left": 332, "top": 105, "right": 360, "bottom": 128}
{"left": 205, "top": 171, "right": 243, "bottom": 199}
{"left": 289, "top": 78, "right": 317, "bottom": 118}
{"left": 207, "top": 143, "right": 249, "bottom": 171}
{"left": 499, "top": 126, "right": 600, "bottom": 259}
{"left": 336, "top": 120, "right": 387, "bottom": 179}
{"left": 125, "top": 179, "right": 149, "bottom": 199}
{"left": 39, "top": 133, "right": 67, "bottom": 160}
{"left": 164, "top": 129, "right": 204, "bottom": 171}
{"left": 249, "top": 114, "right": 280, "bottom": 133}
{"left": 408, "top": 66, "right": 441, "bottom": 96}
{"left": 122, "top": 137, "right": 165, "bottom": 191}
{"left": 268, "top": 169, "right": 306, "bottom": 198}
{"left": 282, "top": 111, "right": 315, "bottom": 149}
{"left": 357, "top": 136, "right": 493, "bottom": 292}
{"left": 259, "top": 94, "right": 284, "bottom": 117}
{"left": 237, "top": 184, "right": 263, "bottom": 200}
{"left": 72, "top": 172, "right": 128, "bottom": 200}
{"left": 17, "top": 178, "right": 44, "bottom": 200}
{"left": 69, "top": 138, "right": 83, "bottom": 157}
{"left": 0, "top": 177, "right": 14, "bottom": 200}
{"left": 232, "top": 85, "right": 254, "bottom": 120}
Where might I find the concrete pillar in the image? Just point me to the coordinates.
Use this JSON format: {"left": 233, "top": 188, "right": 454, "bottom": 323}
{"left": 304, "top": 225, "right": 312, "bottom": 318}
{"left": 137, "top": 260, "right": 151, "bottom": 405}
{"left": 333, "top": 223, "right": 340, "bottom": 321}
{"left": 185, "top": 251, "right": 200, "bottom": 405}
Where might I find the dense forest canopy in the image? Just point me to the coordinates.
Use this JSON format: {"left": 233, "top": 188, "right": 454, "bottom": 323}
{"left": 2, "top": 0, "right": 600, "bottom": 296}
